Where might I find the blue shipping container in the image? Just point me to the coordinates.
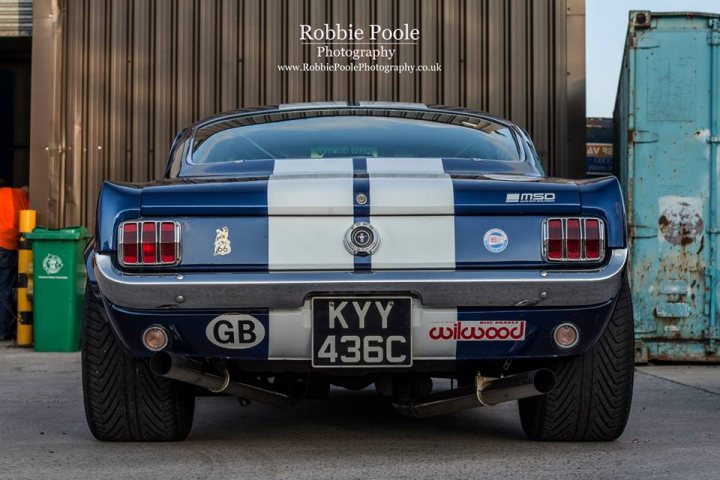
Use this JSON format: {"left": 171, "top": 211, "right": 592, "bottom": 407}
{"left": 615, "top": 11, "right": 720, "bottom": 362}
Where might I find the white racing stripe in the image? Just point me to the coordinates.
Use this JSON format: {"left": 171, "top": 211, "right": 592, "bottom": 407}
{"left": 265, "top": 158, "right": 460, "bottom": 358}
{"left": 367, "top": 158, "right": 456, "bottom": 269}
{"left": 268, "top": 157, "right": 456, "bottom": 270}
{"left": 268, "top": 308, "right": 312, "bottom": 359}
{"left": 268, "top": 159, "right": 354, "bottom": 270}
{"left": 369, "top": 216, "right": 455, "bottom": 269}
{"left": 367, "top": 158, "right": 454, "bottom": 215}
{"left": 268, "top": 216, "right": 354, "bottom": 270}
{"left": 268, "top": 159, "right": 354, "bottom": 215}
{"left": 366, "top": 157, "right": 446, "bottom": 174}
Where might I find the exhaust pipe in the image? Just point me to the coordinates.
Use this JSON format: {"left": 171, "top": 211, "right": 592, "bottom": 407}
{"left": 150, "top": 351, "right": 293, "bottom": 406}
{"left": 394, "top": 369, "right": 555, "bottom": 418}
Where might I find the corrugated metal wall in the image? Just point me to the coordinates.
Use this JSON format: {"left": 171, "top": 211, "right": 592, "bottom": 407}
{"left": 0, "top": 0, "right": 33, "bottom": 36}
{"left": 29, "top": 0, "right": 585, "bottom": 228}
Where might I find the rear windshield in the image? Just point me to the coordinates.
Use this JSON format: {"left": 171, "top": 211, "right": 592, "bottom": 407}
{"left": 191, "top": 109, "right": 521, "bottom": 164}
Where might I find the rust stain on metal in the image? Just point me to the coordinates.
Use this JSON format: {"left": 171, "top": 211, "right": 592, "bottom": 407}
{"left": 658, "top": 201, "right": 704, "bottom": 246}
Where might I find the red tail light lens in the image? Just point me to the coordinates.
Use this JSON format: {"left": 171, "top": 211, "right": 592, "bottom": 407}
{"left": 141, "top": 222, "right": 157, "bottom": 264}
{"left": 159, "top": 222, "right": 177, "bottom": 263}
{"left": 543, "top": 218, "right": 604, "bottom": 262}
{"left": 547, "top": 219, "right": 563, "bottom": 260}
{"left": 119, "top": 221, "right": 180, "bottom": 266}
{"left": 565, "top": 219, "right": 581, "bottom": 259}
{"left": 584, "top": 219, "right": 601, "bottom": 260}
{"left": 121, "top": 223, "right": 139, "bottom": 264}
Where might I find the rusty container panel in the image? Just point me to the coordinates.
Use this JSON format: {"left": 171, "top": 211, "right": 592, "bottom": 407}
{"left": 615, "top": 11, "right": 720, "bottom": 362}
{"left": 29, "top": 0, "right": 585, "bottom": 230}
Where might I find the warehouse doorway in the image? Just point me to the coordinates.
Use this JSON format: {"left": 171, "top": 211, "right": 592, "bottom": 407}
{"left": 0, "top": 37, "right": 31, "bottom": 187}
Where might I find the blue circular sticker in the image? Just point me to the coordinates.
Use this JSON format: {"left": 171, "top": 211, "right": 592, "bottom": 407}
{"left": 483, "top": 228, "right": 509, "bottom": 253}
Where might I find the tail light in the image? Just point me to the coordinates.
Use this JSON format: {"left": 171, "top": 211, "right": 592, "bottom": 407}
{"left": 119, "top": 221, "right": 180, "bottom": 266}
{"left": 565, "top": 219, "right": 581, "bottom": 260}
{"left": 584, "top": 219, "right": 601, "bottom": 259}
{"left": 141, "top": 222, "right": 157, "bottom": 264}
{"left": 546, "top": 219, "right": 563, "bottom": 260}
{"left": 120, "top": 223, "right": 139, "bottom": 264}
{"left": 542, "top": 218, "right": 605, "bottom": 262}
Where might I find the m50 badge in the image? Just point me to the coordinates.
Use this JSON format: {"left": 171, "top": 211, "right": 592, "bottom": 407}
{"left": 506, "top": 193, "right": 556, "bottom": 203}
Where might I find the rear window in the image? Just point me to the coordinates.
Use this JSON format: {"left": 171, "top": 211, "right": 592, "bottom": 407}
{"left": 191, "top": 109, "right": 521, "bottom": 164}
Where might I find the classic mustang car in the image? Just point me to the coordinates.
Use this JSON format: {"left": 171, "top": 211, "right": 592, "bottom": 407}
{"left": 84, "top": 103, "right": 634, "bottom": 442}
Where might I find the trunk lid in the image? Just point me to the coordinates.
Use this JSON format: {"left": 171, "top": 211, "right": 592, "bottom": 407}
{"left": 134, "top": 158, "right": 581, "bottom": 270}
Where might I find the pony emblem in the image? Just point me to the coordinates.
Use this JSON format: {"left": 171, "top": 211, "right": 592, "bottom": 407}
{"left": 213, "top": 227, "right": 231, "bottom": 256}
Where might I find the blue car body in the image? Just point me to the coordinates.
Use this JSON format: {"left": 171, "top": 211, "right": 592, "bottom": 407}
{"left": 87, "top": 103, "right": 627, "bottom": 371}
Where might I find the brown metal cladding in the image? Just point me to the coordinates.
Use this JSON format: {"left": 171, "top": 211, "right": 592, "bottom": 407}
{"left": 0, "top": 0, "right": 33, "bottom": 36}
{"left": 29, "top": 0, "right": 585, "bottom": 229}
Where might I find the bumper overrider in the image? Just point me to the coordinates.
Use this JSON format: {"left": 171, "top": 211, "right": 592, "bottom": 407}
{"left": 94, "top": 248, "right": 627, "bottom": 362}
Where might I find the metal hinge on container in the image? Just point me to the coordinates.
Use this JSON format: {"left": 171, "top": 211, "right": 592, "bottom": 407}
{"left": 708, "top": 136, "right": 720, "bottom": 144}
{"left": 710, "top": 19, "right": 720, "bottom": 44}
{"left": 629, "top": 129, "right": 659, "bottom": 143}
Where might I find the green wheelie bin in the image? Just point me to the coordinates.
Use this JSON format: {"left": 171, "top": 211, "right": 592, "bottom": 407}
{"left": 26, "top": 227, "right": 91, "bottom": 352}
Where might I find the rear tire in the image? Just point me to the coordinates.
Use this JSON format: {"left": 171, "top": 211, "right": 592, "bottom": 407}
{"left": 82, "top": 286, "right": 195, "bottom": 441}
{"left": 518, "top": 278, "right": 634, "bottom": 441}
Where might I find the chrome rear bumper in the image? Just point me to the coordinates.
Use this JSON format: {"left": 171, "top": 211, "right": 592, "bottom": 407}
{"left": 93, "top": 249, "right": 627, "bottom": 310}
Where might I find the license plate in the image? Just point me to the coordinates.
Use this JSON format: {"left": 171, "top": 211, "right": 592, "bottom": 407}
{"left": 312, "top": 297, "right": 412, "bottom": 368}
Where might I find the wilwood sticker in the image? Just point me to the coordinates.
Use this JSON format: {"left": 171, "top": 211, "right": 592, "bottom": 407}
{"left": 428, "top": 321, "right": 526, "bottom": 341}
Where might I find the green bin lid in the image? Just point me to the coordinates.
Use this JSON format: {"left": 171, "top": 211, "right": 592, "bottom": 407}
{"left": 26, "top": 226, "right": 91, "bottom": 241}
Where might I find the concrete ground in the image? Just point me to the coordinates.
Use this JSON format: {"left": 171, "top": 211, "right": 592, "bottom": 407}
{"left": 0, "top": 341, "right": 718, "bottom": 480}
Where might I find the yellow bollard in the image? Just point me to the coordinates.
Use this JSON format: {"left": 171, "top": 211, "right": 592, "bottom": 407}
{"left": 16, "top": 210, "right": 35, "bottom": 347}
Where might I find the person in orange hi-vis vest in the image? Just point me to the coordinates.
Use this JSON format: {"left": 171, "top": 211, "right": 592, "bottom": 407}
{"left": 0, "top": 179, "right": 29, "bottom": 340}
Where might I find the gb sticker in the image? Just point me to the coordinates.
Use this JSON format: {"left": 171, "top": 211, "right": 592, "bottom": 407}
{"left": 206, "top": 314, "right": 265, "bottom": 349}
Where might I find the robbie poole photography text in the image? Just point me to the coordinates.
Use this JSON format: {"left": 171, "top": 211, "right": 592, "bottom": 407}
{"left": 300, "top": 23, "right": 420, "bottom": 61}
{"left": 276, "top": 62, "right": 442, "bottom": 74}
{"left": 300, "top": 23, "right": 420, "bottom": 42}
{"left": 316, "top": 45, "right": 397, "bottom": 61}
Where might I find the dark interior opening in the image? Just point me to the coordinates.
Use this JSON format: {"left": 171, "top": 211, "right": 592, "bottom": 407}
{"left": 0, "top": 36, "right": 31, "bottom": 188}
